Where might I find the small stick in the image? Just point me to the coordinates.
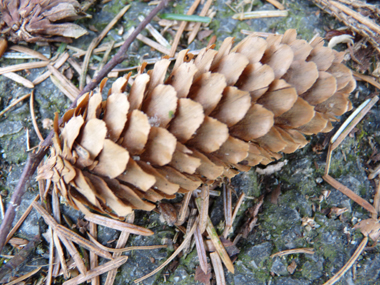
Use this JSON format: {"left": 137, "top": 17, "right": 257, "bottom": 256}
{"left": 30, "top": 91, "right": 44, "bottom": 142}
{"left": 169, "top": 0, "right": 202, "bottom": 57}
{"left": 323, "top": 236, "right": 368, "bottom": 285}
{"left": 0, "top": 93, "right": 31, "bottom": 117}
{"left": 270, "top": 248, "right": 315, "bottom": 258}
{"left": 2, "top": 72, "right": 34, "bottom": 88}
{"left": 210, "top": 252, "right": 226, "bottom": 285}
{"left": 0, "top": 235, "right": 41, "bottom": 280}
{"left": 79, "top": 5, "right": 131, "bottom": 89}
{"left": 63, "top": 256, "right": 129, "bottom": 285}
{"left": 188, "top": 0, "right": 214, "bottom": 44}
{"left": 5, "top": 194, "right": 40, "bottom": 245}
{"left": 134, "top": 219, "right": 199, "bottom": 283}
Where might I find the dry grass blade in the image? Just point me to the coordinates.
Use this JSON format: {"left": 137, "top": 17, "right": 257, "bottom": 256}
{"left": 2, "top": 72, "right": 34, "bottom": 88}
{"left": 134, "top": 219, "right": 199, "bottom": 283}
{"left": 188, "top": 0, "right": 214, "bottom": 44}
{"left": 4, "top": 267, "right": 42, "bottom": 285}
{"left": 30, "top": 91, "right": 44, "bottom": 142}
{"left": 0, "top": 93, "right": 31, "bottom": 117}
{"left": 79, "top": 5, "right": 131, "bottom": 89}
{"left": 0, "top": 61, "right": 49, "bottom": 75}
{"left": 9, "top": 46, "right": 49, "bottom": 61}
{"left": 199, "top": 184, "right": 210, "bottom": 233}
{"left": 195, "top": 198, "right": 234, "bottom": 273}
{"left": 232, "top": 10, "right": 288, "bottom": 20}
{"left": 169, "top": 0, "right": 202, "bottom": 57}
{"left": 323, "top": 174, "right": 377, "bottom": 214}
{"left": 194, "top": 225, "right": 208, "bottom": 274}
{"left": 210, "top": 252, "right": 226, "bottom": 285}
{"left": 270, "top": 248, "right": 314, "bottom": 258}
{"left": 5, "top": 194, "right": 40, "bottom": 244}
{"left": 323, "top": 236, "right": 368, "bottom": 285}
{"left": 63, "top": 256, "right": 129, "bottom": 285}
{"left": 105, "top": 213, "right": 135, "bottom": 285}
{"left": 87, "top": 232, "right": 167, "bottom": 253}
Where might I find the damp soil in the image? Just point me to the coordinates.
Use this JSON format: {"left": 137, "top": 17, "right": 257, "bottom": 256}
{"left": 1, "top": 0, "right": 380, "bottom": 284}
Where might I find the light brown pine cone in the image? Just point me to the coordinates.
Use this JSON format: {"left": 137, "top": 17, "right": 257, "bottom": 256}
{"left": 0, "top": 0, "right": 87, "bottom": 43}
{"left": 37, "top": 29, "right": 355, "bottom": 218}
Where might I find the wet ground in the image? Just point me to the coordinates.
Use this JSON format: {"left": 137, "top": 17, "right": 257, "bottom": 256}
{"left": 1, "top": 0, "right": 380, "bottom": 284}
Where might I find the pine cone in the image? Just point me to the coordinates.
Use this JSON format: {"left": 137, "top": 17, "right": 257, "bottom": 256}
{"left": 37, "top": 29, "right": 355, "bottom": 218}
{"left": 0, "top": 0, "right": 87, "bottom": 43}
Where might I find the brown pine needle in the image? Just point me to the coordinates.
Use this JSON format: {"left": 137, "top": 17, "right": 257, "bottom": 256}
{"left": 270, "top": 248, "right": 315, "bottom": 258}
{"left": 188, "top": 0, "right": 214, "bottom": 44}
{"left": 2, "top": 72, "right": 34, "bottom": 88}
{"left": 176, "top": 191, "right": 192, "bottom": 226}
{"left": 53, "top": 231, "right": 69, "bottom": 279}
{"left": 194, "top": 225, "right": 208, "bottom": 274}
{"left": 9, "top": 46, "right": 49, "bottom": 61}
{"left": 87, "top": 232, "right": 167, "bottom": 253}
{"left": 169, "top": 0, "right": 202, "bottom": 57}
{"left": 105, "top": 213, "right": 135, "bottom": 285}
{"left": 33, "top": 52, "right": 69, "bottom": 85}
{"left": 5, "top": 267, "right": 42, "bottom": 285}
{"left": 0, "top": 93, "right": 31, "bottom": 117}
{"left": 323, "top": 236, "right": 368, "bottom": 285}
{"left": 89, "top": 222, "right": 99, "bottom": 285}
{"left": 48, "top": 65, "right": 79, "bottom": 101}
{"left": 266, "top": 0, "right": 285, "bottom": 10}
{"left": 195, "top": 198, "right": 235, "bottom": 273}
{"left": 0, "top": 61, "right": 49, "bottom": 75}
{"left": 30, "top": 91, "right": 44, "bottom": 142}
{"left": 199, "top": 184, "right": 209, "bottom": 234}
{"left": 222, "top": 183, "right": 232, "bottom": 238}
{"left": 79, "top": 4, "right": 131, "bottom": 89}
{"left": 136, "top": 32, "right": 171, "bottom": 55}
{"left": 353, "top": 71, "right": 380, "bottom": 90}
{"left": 323, "top": 174, "right": 377, "bottom": 215}
{"left": 63, "top": 256, "right": 129, "bottom": 285}
{"left": 5, "top": 194, "right": 40, "bottom": 245}
{"left": 134, "top": 219, "right": 199, "bottom": 284}
{"left": 210, "top": 252, "right": 226, "bottom": 285}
